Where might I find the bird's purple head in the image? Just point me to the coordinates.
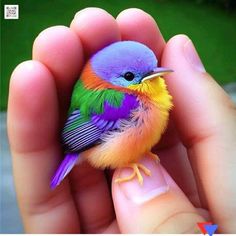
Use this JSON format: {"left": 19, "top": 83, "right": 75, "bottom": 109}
{"left": 91, "top": 41, "right": 160, "bottom": 87}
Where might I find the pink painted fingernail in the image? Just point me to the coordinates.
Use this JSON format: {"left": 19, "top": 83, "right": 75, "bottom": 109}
{"left": 118, "top": 158, "right": 169, "bottom": 204}
{"left": 184, "top": 39, "right": 206, "bottom": 73}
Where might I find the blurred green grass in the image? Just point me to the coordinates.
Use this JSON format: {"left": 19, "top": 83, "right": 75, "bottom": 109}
{"left": 1, "top": 0, "right": 236, "bottom": 110}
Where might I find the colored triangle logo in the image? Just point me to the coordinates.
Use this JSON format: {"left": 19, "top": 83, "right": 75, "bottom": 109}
{"left": 197, "top": 222, "right": 213, "bottom": 234}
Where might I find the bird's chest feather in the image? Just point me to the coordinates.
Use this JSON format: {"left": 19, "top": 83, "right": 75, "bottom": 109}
{"left": 82, "top": 97, "right": 170, "bottom": 169}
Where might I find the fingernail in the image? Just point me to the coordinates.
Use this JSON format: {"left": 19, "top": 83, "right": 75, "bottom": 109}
{"left": 184, "top": 39, "right": 206, "bottom": 73}
{"left": 117, "top": 158, "right": 169, "bottom": 204}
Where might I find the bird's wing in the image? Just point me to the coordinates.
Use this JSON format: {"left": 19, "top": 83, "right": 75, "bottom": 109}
{"left": 62, "top": 93, "right": 139, "bottom": 153}
{"left": 51, "top": 94, "right": 139, "bottom": 188}
{"left": 62, "top": 110, "right": 104, "bottom": 152}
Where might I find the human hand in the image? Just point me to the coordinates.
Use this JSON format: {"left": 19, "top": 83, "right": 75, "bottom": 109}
{"left": 7, "top": 8, "right": 236, "bottom": 233}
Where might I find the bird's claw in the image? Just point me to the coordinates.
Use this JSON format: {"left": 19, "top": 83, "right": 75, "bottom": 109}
{"left": 147, "top": 152, "right": 160, "bottom": 163}
{"left": 115, "top": 163, "right": 151, "bottom": 185}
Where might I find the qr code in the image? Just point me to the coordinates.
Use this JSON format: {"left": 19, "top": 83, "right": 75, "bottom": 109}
{"left": 4, "top": 5, "right": 19, "bottom": 19}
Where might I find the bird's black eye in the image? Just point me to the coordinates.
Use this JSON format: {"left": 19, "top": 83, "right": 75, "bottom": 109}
{"left": 124, "top": 72, "right": 135, "bottom": 81}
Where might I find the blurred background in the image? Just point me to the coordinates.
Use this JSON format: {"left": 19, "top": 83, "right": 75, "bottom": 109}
{"left": 1, "top": 0, "right": 236, "bottom": 233}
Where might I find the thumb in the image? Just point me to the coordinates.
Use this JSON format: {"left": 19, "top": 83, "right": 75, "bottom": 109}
{"left": 161, "top": 35, "right": 236, "bottom": 232}
{"left": 112, "top": 157, "right": 205, "bottom": 233}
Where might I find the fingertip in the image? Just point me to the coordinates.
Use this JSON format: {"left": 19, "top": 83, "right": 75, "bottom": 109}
{"left": 33, "top": 25, "right": 84, "bottom": 92}
{"left": 167, "top": 34, "right": 189, "bottom": 45}
{"left": 9, "top": 60, "right": 56, "bottom": 110}
{"left": 70, "top": 8, "right": 121, "bottom": 57}
{"left": 116, "top": 8, "right": 165, "bottom": 60}
{"left": 10, "top": 59, "right": 52, "bottom": 80}
{"left": 163, "top": 34, "right": 189, "bottom": 62}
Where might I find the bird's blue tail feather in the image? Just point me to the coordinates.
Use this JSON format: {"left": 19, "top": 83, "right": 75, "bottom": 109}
{"left": 50, "top": 153, "right": 79, "bottom": 189}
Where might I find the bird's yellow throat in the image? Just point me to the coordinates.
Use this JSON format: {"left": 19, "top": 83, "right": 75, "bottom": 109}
{"left": 128, "top": 77, "right": 173, "bottom": 110}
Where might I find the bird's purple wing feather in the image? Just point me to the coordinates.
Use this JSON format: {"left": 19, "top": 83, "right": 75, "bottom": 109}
{"left": 50, "top": 153, "right": 79, "bottom": 189}
{"left": 95, "top": 93, "right": 139, "bottom": 122}
{"left": 62, "top": 112, "right": 103, "bottom": 152}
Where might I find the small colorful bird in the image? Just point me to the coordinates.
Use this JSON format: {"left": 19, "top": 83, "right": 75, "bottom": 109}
{"left": 51, "top": 41, "right": 173, "bottom": 189}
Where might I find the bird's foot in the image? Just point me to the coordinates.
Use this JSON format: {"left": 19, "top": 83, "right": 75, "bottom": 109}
{"left": 147, "top": 152, "right": 160, "bottom": 163}
{"left": 115, "top": 163, "right": 151, "bottom": 185}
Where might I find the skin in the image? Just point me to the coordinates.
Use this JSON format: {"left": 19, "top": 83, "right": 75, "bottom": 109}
{"left": 7, "top": 8, "right": 236, "bottom": 233}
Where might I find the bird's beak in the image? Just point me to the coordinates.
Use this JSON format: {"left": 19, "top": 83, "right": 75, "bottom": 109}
{"left": 141, "top": 67, "right": 173, "bottom": 82}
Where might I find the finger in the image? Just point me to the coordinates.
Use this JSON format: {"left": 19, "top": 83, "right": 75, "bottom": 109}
{"left": 162, "top": 34, "right": 236, "bottom": 232}
{"left": 70, "top": 8, "right": 121, "bottom": 58}
{"left": 116, "top": 8, "right": 200, "bottom": 207}
{"left": 116, "top": 8, "right": 166, "bottom": 60}
{"left": 112, "top": 157, "right": 205, "bottom": 233}
{"left": 8, "top": 61, "right": 80, "bottom": 233}
{"left": 69, "top": 162, "right": 116, "bottom": 233}
{"left": 32, "top": 26, "right": 84, "bottom": 112}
